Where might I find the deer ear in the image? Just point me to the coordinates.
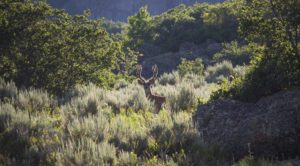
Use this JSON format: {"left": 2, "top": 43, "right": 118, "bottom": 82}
{"left": 138, "top": 79, "right": 144, "bottom": 85}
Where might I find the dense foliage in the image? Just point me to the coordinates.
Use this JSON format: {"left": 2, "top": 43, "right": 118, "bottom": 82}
{"left": 0, "top": 73, "right": 217, "bottom": 165}
{"left": 0, "top": 0, "right": 300, "bottom": 165}
{"left": 1, "top": 77, "right": 298, "bottom": 165}
{"left": 177, "top": 58, "right": 204, "bottom": 77}
{"left": 213, "top": 41, "right": 253, "bottom": 66}
{"left": 212, "top": 0, "right": 300, "bottom": 101}
{"left": 126, "top": 2, "right": 239, "bottom": 52}
{"left": 0, "top": 0, "right": 137, "bottom": 95}
{"left": 47, "top": 0, "right": 220, "bottom": 21}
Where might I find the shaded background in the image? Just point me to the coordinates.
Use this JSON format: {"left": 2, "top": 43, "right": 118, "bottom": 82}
{"left": 47, "top": 0, "right": 224, "bottom": 21}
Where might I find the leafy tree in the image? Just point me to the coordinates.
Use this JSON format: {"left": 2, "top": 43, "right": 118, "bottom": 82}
{"left": 212, "top": 0, "right": 300, "bottom": 101}
{"left": 128, "top": 2, "right": 239, "bottom": 52}
{"left": 201, "top": 2, "right": 239, "bottom": 43}
{"left": 0, "top": 0, "right": 137, "bottom": 95}
{"left": 126, "top": 6, "right": 154, "bottom": 50}
{"left": 153, "top": 4, "right": 195, "bottom": 51}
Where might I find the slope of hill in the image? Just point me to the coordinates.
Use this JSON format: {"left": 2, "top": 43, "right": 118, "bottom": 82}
{"left": 47, "top": 0, "right": 224, "bottom": 20}
{"left": 1, "top": 0, "right": 300, "bottom": 165}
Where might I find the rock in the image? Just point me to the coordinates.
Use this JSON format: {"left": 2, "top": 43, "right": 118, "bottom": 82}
{"left": 194, "top": 89, "right": 300, "bottom": 160}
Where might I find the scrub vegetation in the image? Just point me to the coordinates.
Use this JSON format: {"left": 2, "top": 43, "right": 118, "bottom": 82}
{"left": 0, "top": 0, "right": 299, "bottom": 165}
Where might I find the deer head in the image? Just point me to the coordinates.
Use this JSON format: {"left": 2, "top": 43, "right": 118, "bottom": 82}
{"left": 136, "top": 64, "right": 158, "bottom": 95}
{"left": 136, "top": 64, "right": 165, "bottom": 113}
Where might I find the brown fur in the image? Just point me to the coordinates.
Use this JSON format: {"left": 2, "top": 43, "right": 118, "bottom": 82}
{"left": 147, "top": 93, "right": 166, "bottom": 113}
{"left": 136, "top": 64, "right": 166, "bottom": 113}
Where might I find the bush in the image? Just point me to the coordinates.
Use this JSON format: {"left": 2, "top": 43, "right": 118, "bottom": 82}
{"left": 0, "top": 102, "right": 61, "bottom": 165}
{"left": 63, "top": 91, "right": 104, "bottom": 117}
{"left": 177, "top": 58, "right": 204, "bottom": 77}
{"left": 221, "top": 0, "right": 300, "bottom": 102}
{"left": 167, "top": 83, "right": 197, "bottom": 112}
{"left": 213, "top": 41, "right": 253, "bottom": 66}
{"left": 114, "top": 79, "right": 130, "bottom": 90}
{"left": 15, "top": 89, "right": 53, "bottom": 113}
{"left": 4, "top": 78, "right": 285, "bottom": 165}
{"left": 64, "top": 83, "right": 105, "bottom": 101}
{"left": 182, "top": 73, "right": 206, "bottom": 88}
{"left": 0, "top": 79, "right": 18, "bottom": 101}
{"left": 108, "top": 113, "right": 148, "bottom": 154}
{"left": 66, "top": 114, "right": 108, "bottom": 142}
{"left": 128, "top": 90, "right": 155, "bottom": 112}
{"left": 104, "top": 84, "right": 155, "bottom": 112}
{"left": 158, "top": 71, "right": 180, "bottom": 86}
{"left": 205, "top": 60, "right": 234, "bottom": 83}
{"left": 117, "top": 151, "right": 138, "bottom": 166}
{"left": 58, "top": 138, "right": 117, "bottom": 165}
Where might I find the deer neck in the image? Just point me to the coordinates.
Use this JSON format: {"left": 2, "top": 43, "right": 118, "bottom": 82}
{"left": 144, "top": 88, "right": 153, "bottom": 97}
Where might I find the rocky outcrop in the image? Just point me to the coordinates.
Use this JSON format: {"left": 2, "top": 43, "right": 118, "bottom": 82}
{"left": 194, "top": 89, "right": 300, "bottom": 160}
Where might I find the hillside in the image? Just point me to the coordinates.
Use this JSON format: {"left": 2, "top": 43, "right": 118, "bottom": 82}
{"left": 47, "top": 0, "right": 224, "bottom": 20}
{"left": 1, "top": 76, "right": 300, "bottom": 165}
{"left": 0, "top": 0, "right": 299, "bottom": 165}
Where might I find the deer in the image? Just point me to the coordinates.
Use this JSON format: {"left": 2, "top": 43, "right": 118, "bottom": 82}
{"left": 136, "top": 64, "right": 166, "bottom": 113}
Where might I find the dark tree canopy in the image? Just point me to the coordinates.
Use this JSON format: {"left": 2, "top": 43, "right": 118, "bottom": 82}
{"left": 0, "top": 0, "right": 137, "bottom": 95}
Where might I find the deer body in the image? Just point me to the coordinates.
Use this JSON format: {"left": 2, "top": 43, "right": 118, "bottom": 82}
{"left": 148, "top": 94, "right": 166, "bottom": 113}
{"left": 137, "top": 65, "right": 166, "bottom": 113}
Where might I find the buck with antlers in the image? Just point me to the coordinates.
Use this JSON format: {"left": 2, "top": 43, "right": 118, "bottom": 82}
{"left": 136, "top": 64, "right": 166, "bottom": 113}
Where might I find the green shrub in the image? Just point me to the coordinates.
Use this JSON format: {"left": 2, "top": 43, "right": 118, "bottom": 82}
{"left": 209, "top": 78, "right": 236, "bottom": 101}
{"left": 221, "top": 0, "right": 300, "bottom": 102}
{"left": 0, "top": 102, "right": 61, "bottom": 165}
{"left": 182, "top": 73, "right": 206, "bottom": 88}
{"left": 109, "top": 113, "right": 148, "bottom": 154}
{"left": 15, "top": 89, "right": 53, "bottom": 113}
{"left": 167, "top": 83, "right": 197, "bottom": 112}
{"left": 177, "top": 58, "right": 204, "bottom": 77}
{"left": 213, "top": 41, "right": 253, "bottom": 66}
{"left": 104, "top": 84, "right": 155, "bottom": 112}
{"left": 158, "top": 71, "right": 180, "bottom": 86}
{"left": 114, "top": 79, "right": 130, "bottom": 90}
{"left": 63, "top": 94, "right": 103, "bottom": 117}
{"left": 117, "top": 151, "right": 138, "bottom": 166}
{"left": 58, "top": 138, "right": 117, "bottom": 165}
{"left": 66, "top": 114, "right": 108, "bottom": 142}
{"left": 0, "top": 103, "right": 16, "bottom": 132}
{"left": 205, "top": 60, "right": 234, "bottom": 83}
{"left": 6, "top": 76, "right": 295, "bottom": 165}
{"left": 233, "top": 65, "right": 248, "bottom": 78}
{"left": 62, "top": 84, "right": 108, "bottom": 117}
{"left": 65, "top": 83, "right": 105, "bottom": 101}
{"left": 0, "top": 79, "right": 18, "bottom": 101}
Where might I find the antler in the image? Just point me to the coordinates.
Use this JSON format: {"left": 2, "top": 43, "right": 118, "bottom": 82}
{"left": 136, "top": 64, "right": 145, "bottom": 84}
{"left": 148, "top": 64, "right": 158, "bottom": 84}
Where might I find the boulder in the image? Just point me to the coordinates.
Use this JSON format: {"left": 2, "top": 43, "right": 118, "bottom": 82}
{"left": 194, "top": 89, "right": 300, "bottom": 160}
